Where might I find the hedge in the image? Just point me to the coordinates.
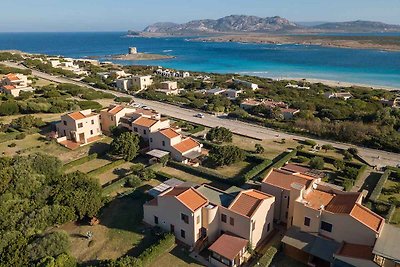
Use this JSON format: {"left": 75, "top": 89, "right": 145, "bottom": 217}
{"left": 370, "top": 170, "right": 391, "bottom": 202}
{"left": 387, "top": 204, "right": 397, "bottom": 223}
{"left": 256, "top": 150, "right": 297, "bottom": 180}
{"left": 155, "top": 171, "right": 182, "bottom": 182}
{"left": 139, "top": 233, "right": 175, "bottom": 266}
{"left": 102, "top": 177, "right": 129, "bottom": 196}
{"left": 257, "top": 246, "right": 278, "bottom": 267}
{"left": 167, "top": 161, "right": 240, "bottom": 185}
{"left": 187, "top": 125, "right": 205, "bottom": 134}
{"left": 296, "top": 150, "right": 363, "bottom": 169}
{"left": 88, "top": 159, "right": 125, "bottom": 176}
{"left": 244, "top": 159, "right": 273, "bottom": 181}
{"left": 62, "top": 153, "right": 98, "bottom": 170}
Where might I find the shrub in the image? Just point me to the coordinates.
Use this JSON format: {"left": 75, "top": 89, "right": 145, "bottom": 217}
{"left": 125, "top": 175, "right": 142, "bottom": 188}
{"left": 293, "top": 156, "right": 308, "bottom": 163}
{"left": 304, "top": 139, "right": 317, "bottom": 146}
{"left": 258, "top": 246, "right": 278, "bottom": 267}
{"left": 88, "top": 160, "right": 125, "bottom": 176}
{"left": 255, "top": 144, "right": 265, "bottom": 154}
{"left": 114, "top": 96, "right": 132, "bottom": 103}
{"left": 343, "top": 179, "right": 354, "bottom": 191}
{"left": 243, "top": 159, "right": 273, "bottom": 181}
{"left": 309, "top": 157, "right": 325, "bottom": 170}
{"left": 343, "top": 150, "right": 353, "bottom": 161}
{"left": 208, "top": 145, "right": 245, "bottom": 167}
{"left": 206, "top": 127, "right": 233, "bottom": 143}
{"left": 8, "top": 142, "right": 16, "bottom": 147}
{"left": 370, "top": 170, "right": 391, "bottom": 201}
{"left": 15, "top": 133, "right": 26, "bottom": 140}
{"left": 138, "top": 233, "right": 175, "bottom": 266}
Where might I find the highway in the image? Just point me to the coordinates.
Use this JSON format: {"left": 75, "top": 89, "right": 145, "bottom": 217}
{"left": 4, "top": 61, "right": 400, "bottom": 167}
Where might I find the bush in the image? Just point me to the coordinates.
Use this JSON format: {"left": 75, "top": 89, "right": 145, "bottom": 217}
{"left": 114, "top": 96, "right": 132, "bottom": 103}
{"left": 110, "top": 132, "right": 140, "bottom": 161}
{"left": 293, "top": 156, "right": 308, "bottom": 163}
{"left": 15, "top": 133, "right": 26, "bottom": 140}
{"left": 255, "top": 144, "right": 265, "bottom": 154}
{"left": 304, "top": 139, "right": 317, "bottom": 146}
{"left": 343, "top": 179, "right": 354, "bottom": 191}
{"left": 8, "top": 142, "right": 16, "bottom": 147}
{"left": 309, "top": 157, "right": 325, "bottom": 170}
{"left": 257, "top": 246, "right": 278, "bottom": 267}
{"left": 208, "top": 145, "right": 245, "bottom": 167}
{"left": 256, "top": 150, "right": 298, "bottom": 180}
{"left": 125, "top": 175, "right": 142, "bottom": 188}
{"left": 370, "top": 170, "right": 391, "bottom": 201}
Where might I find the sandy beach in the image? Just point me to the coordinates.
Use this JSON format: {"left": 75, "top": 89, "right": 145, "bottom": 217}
{"left": 109, "top": 52, "right": 174, "bottom": 61}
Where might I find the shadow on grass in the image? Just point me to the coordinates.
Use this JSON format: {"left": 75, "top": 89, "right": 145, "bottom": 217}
{"left": 170, "top": 245, "right": 203, "bottom": 265}
{"left": 361, "top": 172, "right": 382, "bottom": 199}
{"left": 88, "top": 142, "right": 111, "bottom": 156}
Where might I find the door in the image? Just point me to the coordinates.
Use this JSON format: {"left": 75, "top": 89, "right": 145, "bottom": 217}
{"left": 170, "top": 224, "right": 175, "bottom": 233}
{"left": 79, "top": 133, "right": 85, "bottom": 143}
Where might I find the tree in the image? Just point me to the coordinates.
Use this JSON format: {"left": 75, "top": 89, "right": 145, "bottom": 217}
{"left": 255, "top": 144, "right": 265, "bottom": 154}
{"left": 206, "top": 127, "right": 233, "bottom": 143}
{"left": 343, "top": 150, "right": 353, "bottom": 161}
{"left": 27, "top": 231, "right": 70, "bottom": 262}
{"left": 52, "top": 171, "right": 102, "bottom": 219}
{"left": 208, "top": 145, "right": 245, "bottom": 167}
{"left": 110, "top": 132, "right": 140, "bottom": 161}
{"left": 159, "top": 155, "right": 170, "bottom": 167}
{"left": 334, "top": 160, "right": 345, "bottom": 171}
{"left": 321, "top": 144, "right": 334, "bottom": 152}
{"left": 341, "top": 166, "right": 359, "bottom": 180}
{"left": 125, "top": 175, "right": 142, "bottom": 188}
{"left": 348, "top": 147, "right": 359, "bottom": 156}
{"left": 309, "top": 157, "right": 325, "bottom": 170}
{"left": 139, "top": 168, "right": 156, "bottom": 181}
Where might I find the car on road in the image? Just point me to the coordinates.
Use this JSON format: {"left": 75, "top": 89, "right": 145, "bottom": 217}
{"left": 195, "top": 113, "right": 204, "bottom": 118}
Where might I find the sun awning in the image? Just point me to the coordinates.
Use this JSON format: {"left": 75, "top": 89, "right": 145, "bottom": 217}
{"left": 146, "top": 149, "right": 170, "bottom": 159}
{"left": 183, "top": 150, "right": 202, "bottom": 160}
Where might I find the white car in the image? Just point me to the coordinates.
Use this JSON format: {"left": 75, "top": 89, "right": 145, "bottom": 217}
{"left": 195, "top": 113, "right": 204, "bottom": 118}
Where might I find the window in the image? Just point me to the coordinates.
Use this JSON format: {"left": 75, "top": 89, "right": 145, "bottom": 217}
{"left": 287, "top": 196, "right": 290, "bottom": 208}
{"left": 252, "top": 220, "right": 256, "bottom": 231}
{"left": 143, "top": 129, "right": 147, "bottom": 135}
{"left": 154, "top": 216, "right": 158, "bottom": 225}
{"left": 196, "top": 215, "right": 200, "bottom": 224}
{"left": 170, "top": 224, "right": 174, "bottom": 233}
{"left": 181, "top": 213, "right": 189, "bottom": 224}
{"left": 230, "top": 217, "right": 234, "bottom": 226}
{"left": 150, "top": 138, "right": 153, "bottom": 143}
{"left": 63, "top": 120, "right": 67, "bottom": 126}
{"left": 162, "top": 141, "right": 166, "bottom": 147}
{"left": 221, "top": 214, "right": 227, "bottom": 223}
{"left": 110, "top": 116, "right": 114, "bottom": 121}
{"left": 304, "top": 217, "right": 311, "bottom": 227}
{"left": 180, "top": 229, "right": 186, "bottom": 239}
{"left": 134, "top": 127, "right": 138, "bottom": 132}
{"left": 267, "top": 223, "right": 270, "bottom": 232}
{"left": 321, "top": 221, "right": 333, "bottom": 232}
{"left": 285, "top": 212, "right": 288, "bottom": 219}
{"left": 78, "top": 123, "right": 83, "bottom": 128}
{"left": 91, "top": 120, "right": 94, "bottom": 125}
{"left": 90, "top": 130, "right": 93, "bottom": 135}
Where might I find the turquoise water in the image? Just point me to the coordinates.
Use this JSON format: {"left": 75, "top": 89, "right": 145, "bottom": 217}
{"left": 0, "top": 32, "right": 399, "bottom": 88}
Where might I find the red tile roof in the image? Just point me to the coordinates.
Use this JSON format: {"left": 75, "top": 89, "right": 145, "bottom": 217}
{"left": 304, "top": 189, "right": 335, "bottom": 210}
{"left": 163, "top": 187, "right": 208, "bottom": 211}
{"left": 107, "top": 105, "right": 124, "bottom": 115}
{"left": 208, "top": 234, "right": 248, "bottom": 260}
{"left": 173, "top": 137, "right": 200, "bottom": 153}
{"left": 133, "top": 117, "right": 158, "bottom": 127}
{"left": 67, "top": 111, "right": 97, "bottom": 120}
{"left": 325, "top": 193, "right": 361, "bottom": 214}
{"left": 229, "top": 190, "right": 272, "bottom": 217}
{"left": 159, "top": 128, "right": 181, "bottom": 139}
{"left": 282, "top": 163, "right": 311, "bottom": 174}
{"left": 5, "top": 73, "right": 20, "bottom": 81}
{"left": 350, "top": 203, "right": 384, "bottom": 232}
{"left": 2, "top": 85, "right": 16, "bottom": 90}
{"left": 337, "top": 242, "right": 374, "bottom": 260}
{"left": 262, "top": 169, "right": 314, "bottom": 191}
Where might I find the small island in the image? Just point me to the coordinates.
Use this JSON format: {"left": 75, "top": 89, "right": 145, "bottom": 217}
{"left": 109, "top": 47, "right": 175, "bottom": 61}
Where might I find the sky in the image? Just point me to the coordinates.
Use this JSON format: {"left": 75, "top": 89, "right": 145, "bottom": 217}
{"left": 1, "top": 0, "right": 400, "bottom": 32}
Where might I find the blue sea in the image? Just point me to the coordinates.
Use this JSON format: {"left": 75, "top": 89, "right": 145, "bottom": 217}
{"left": 0, "top": 32, "right": 399, "bottom": 88}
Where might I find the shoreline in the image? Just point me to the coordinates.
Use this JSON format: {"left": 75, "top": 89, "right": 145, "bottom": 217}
{"left": 107, "top": 52, "right": 175, "bottom": 61}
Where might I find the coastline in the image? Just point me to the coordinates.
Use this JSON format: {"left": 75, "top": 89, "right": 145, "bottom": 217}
{"left": 107, "top": 52, "right": 175, "bottom": 61}
{"left": 190, "top": 34, "right": 400, "bottom": 52}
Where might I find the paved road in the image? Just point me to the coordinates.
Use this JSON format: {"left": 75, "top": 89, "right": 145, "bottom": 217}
{"left": 4, "top": 62, "right": 400, "bottom": 167}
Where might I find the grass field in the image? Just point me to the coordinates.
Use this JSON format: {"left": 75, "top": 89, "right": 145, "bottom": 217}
{"left": 60, "top": 193, "right": 154, "bottom": 263}
{"left": 153, "top": 166, "right": 211, "bottom": 185}
{"left": 97, "top": 161, "right": 135, "bottom": 185}
{"left": 67, "top": 158, "right": 113, "bottom": 174}
{"left": 150, "top": 246, "right": 203, "bottom": 267}
{"left": 214, "top": 160, "right": 255, "bottom": 178}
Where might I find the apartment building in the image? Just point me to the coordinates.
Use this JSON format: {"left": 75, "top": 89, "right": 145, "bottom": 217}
{"left": 149, "top": 128, "right": 202, "bottom": 163}
{"left": 261, "top": 163, "right": 400, "bottom": 267}
{"left": 232, "top": 78, "right": 259, "bottom": 90}
{"left": 143, "top": 184, "right": 275, "bottom": 266}
{"left": 116, "top": 75, "right": 153, "bottom": 91}
{"left": 0, "top": 73, "right": 34, "bottom": 97}
{"left": 56, "top": 109, "right": 102, "bottom": 148}
{"left": 99, "top": 105, "right": 136, "bottom": 134}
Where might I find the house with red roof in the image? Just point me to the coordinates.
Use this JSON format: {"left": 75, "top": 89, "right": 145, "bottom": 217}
{"left": 0, "top": 73, "right": 34, "bottom": 97}
{"left": 143, "top": 184, "right": 275, "bottom": 266}
{"left": 56, "top": 109, "right": 102, "bottom": 149}
{"left": 99, "top": 104, "right": 136, "bottom": 134}
{"left": 149, "top": 127, "right": 203, "bottom": 163}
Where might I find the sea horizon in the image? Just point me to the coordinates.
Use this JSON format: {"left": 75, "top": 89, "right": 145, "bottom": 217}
{"left": 0, "top": 31, "right": 399, "bottom": 89}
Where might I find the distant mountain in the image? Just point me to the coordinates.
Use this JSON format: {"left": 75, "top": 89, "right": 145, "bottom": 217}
{"left": 138, "top": 15, "right": 400, "bottom": 35}
{"left": 313, "top": 20, "right": 400, "bottom": 32}
{"left": 142, "top": 15, "right": 300, "bottom": 34}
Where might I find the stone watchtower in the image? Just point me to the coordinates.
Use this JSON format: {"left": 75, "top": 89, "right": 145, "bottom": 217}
{"left": 129, "top": 47, "right": 138, "bottom": 54}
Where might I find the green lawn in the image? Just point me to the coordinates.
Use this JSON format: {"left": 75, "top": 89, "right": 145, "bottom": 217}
{"left": 66, "top": 158, "right": 112, "bottom": 174}
{"left": 378, "top": 180, "right": 400, "bottom": 202}
{"left": 150, "top": 246, "right": 203, "bottom": 267}
{"left": 153, "top": 166, "right": 211, "bottom": 185}
{"left": 97, "top": 161, "right": 135, "bottom": 185}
